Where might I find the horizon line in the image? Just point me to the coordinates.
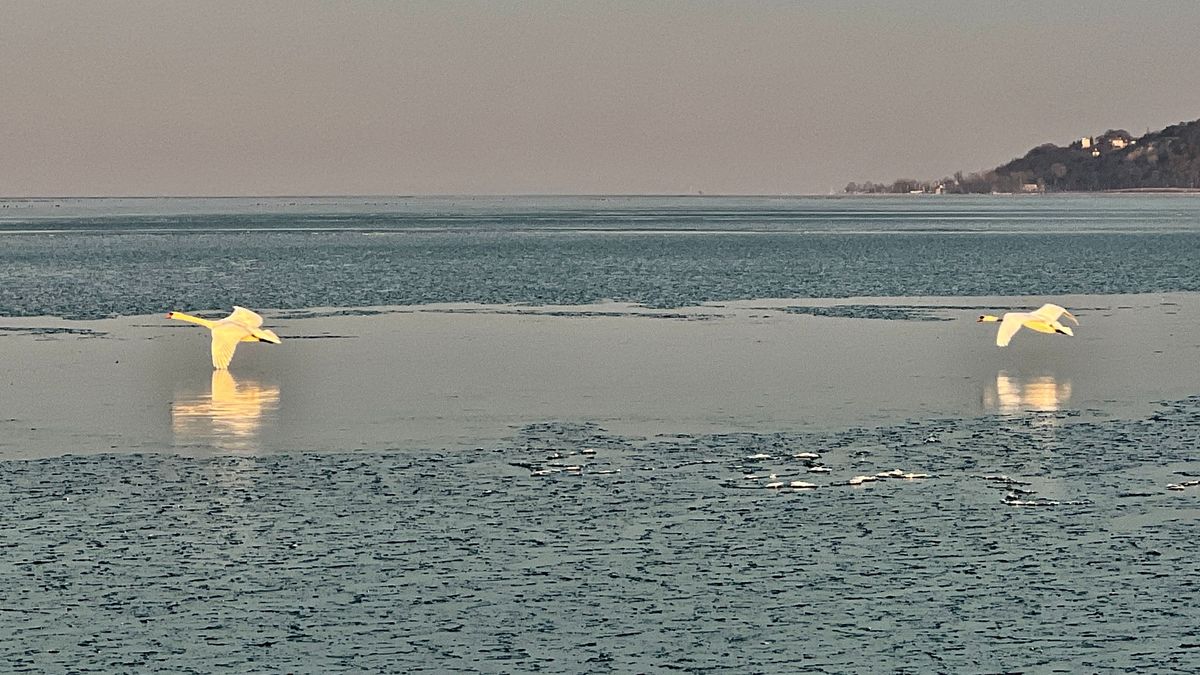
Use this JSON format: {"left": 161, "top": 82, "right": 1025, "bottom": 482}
{"left": 0, "top": 192, "right": 849, "bottom": 200}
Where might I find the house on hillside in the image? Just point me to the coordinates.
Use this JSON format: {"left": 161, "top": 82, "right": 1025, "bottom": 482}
{"left": 1097, "top": 129, "right": 1135, "bottom": 151}
{"left": 1077, "top": 130, "right": 1135, "bottom": 157}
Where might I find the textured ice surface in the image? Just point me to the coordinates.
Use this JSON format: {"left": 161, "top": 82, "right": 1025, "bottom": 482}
{"left": 2, "top": 402, "right": 1198, "bottom": 673}
{"left": 3, "top": 195, "right": 1200, "bottom": 318}
{"left": 4, "top": 195, "right": 1200, "bottom": 672}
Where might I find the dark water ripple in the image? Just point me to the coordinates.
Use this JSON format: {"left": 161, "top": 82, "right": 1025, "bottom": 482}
{"left": 0, "top": 325, "right": 108, "bottom": 337}
{"left": 780, "top": 304, "right": 953, "bottom": 321}
{"left": 3, "top": 230, "right": 1200, "bottom": 320}
{"left": 3, "top": 399, "right": 1199, "bottom": 672}
{"left": 2, "top": 195, "right": 1200, "bottom": 318}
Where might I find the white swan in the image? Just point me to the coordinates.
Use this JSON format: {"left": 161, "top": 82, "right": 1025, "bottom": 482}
{"left": 167, "top": 306, "right": 282, "bottom": 369}
{"left": 977, "top": 303, "right": 1078, "bottom": 347}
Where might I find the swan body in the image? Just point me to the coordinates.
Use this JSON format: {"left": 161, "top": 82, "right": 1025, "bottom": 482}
{"left": 167, "top": 306, "right": 281, "bottom": 369}
{"left": 977, "top": 303, "right": 1078, "bottom": 347}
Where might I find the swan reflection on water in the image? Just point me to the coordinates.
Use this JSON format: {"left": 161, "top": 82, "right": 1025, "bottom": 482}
{"left": 172, "top": 370, "right": 280, "bottom": 451}
{"left": 983, "top": 371, "right": 1072, "bottom": 414}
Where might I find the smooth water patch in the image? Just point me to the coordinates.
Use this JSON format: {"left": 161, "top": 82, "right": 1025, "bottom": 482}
{"left": 1, "top": 294, "right": 1197, "bottom": 459}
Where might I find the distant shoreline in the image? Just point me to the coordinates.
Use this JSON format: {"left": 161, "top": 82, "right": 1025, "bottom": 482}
{"left": 3, "top": 190, "right": 1200, "bottom": 202}
{"left": 1104, "top": 187, "right": 1200, "bottom": 193}
{"left": 845, "top": 189, "right": 1200, "bottom": 196}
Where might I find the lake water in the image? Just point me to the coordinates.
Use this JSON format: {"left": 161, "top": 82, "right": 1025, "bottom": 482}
{"left": 2, "top": 195, "right": 1199, "bottom": 672}
{"left": 3, "top": 194, "right": 1200, "bottom": 318}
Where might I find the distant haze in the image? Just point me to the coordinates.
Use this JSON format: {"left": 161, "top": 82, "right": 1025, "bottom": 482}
{"left": 2, "top": 0, "right": 1199, "bottom": 196}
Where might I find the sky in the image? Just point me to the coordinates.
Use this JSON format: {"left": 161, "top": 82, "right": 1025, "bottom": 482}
{"left": 2, "top": 0, "right": 1199, "bottom": 196}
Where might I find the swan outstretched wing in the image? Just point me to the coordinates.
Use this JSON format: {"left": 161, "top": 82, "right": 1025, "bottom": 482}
{"left": 995, "top": 313, "right": 1025, "bottom": 347}
{"left": 227, "top": 306, "right": 265, "bottom": 330}
{"left": 1032, "top": 303, "right": 1078, "bottom": 325}
{"left": 210, "top": 324, "right": 243, "bottom": 369}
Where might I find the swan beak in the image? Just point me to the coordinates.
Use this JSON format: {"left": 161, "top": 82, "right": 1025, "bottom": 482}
{"left": 165, "top": 312, "right": 174, "bottom": 319}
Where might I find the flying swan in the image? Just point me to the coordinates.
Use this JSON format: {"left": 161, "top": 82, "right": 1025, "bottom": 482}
{"left": 977, "top": 303, "right": 1078, "bottom": 347}
{"left": 167, "top": 306, "right": 282, "bottom": 369}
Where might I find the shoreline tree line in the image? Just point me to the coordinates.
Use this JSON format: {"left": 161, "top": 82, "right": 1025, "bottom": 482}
{"left": 846, "top": 117, "right": 1200, "bottom": 194}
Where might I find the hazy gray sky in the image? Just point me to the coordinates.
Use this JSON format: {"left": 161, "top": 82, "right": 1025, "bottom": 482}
{"left": 3, "top": 0, "right": 1199, "bottom": 196}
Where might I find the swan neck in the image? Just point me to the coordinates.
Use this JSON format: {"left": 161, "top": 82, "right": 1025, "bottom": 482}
{"left": 168, "top": 311, "right": 215, "bottom": 328}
